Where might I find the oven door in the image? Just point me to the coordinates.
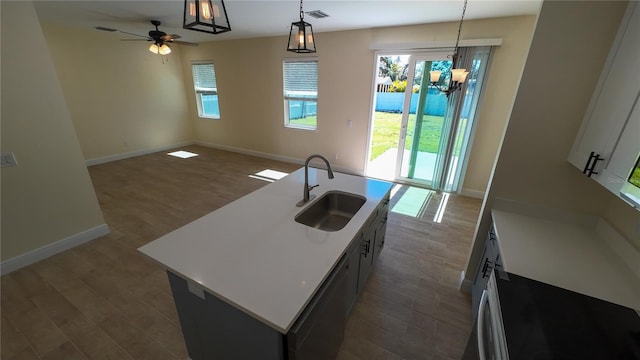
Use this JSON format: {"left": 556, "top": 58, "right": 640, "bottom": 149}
{"left": 463, "top": 272, "right": 509, "bottom": 360}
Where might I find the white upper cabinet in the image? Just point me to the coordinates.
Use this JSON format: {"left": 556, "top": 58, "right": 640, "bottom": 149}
{"left": 569, "top": 2, "right": 640, "bottom": 198}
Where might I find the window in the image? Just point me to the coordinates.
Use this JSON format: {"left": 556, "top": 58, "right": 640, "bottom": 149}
{"left": 192, "top": 62, "right": 220, "bottom": 119}
{"left": 283, "top": 59, "right": 318, "bottom": 130}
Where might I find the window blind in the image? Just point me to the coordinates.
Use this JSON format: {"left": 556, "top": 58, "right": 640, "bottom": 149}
{"left": 284, "top": 61, "right": 317, "bottom": 97}
{"left": 192, "top": 63, "right": 217, "bottom": 91}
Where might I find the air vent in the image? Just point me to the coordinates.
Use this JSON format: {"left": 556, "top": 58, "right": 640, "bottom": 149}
{"left": 305, "top": 10, "right": 329, "bottom": 19}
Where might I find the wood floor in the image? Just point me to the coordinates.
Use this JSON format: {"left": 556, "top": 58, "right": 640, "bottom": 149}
{"left": 1, "top": 145, "right": 482, "bottom": 360}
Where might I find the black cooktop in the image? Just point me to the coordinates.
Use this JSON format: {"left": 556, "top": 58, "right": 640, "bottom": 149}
{"left": 495, "top": 271, "right": 640, "bottom": 360}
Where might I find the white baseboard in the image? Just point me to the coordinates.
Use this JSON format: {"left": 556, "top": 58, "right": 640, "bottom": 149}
{"left": 461, "top": 188, "right": 485, "bottom": 199}
{"left": 195, "top": 141, "right": 362, "bottom": 176}
{"left": 86, "top": 141, "right": 195, "bottom": 166}
{"left": 1, "top": 224, "right": 110, "bottom": 275}
{"left": 459, "top": 270, "right": 473, "bottom": 294}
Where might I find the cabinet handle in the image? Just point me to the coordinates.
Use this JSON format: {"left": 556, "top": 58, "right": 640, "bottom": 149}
{"left": 583, "top": 152, "right": 604, "bottom": 177}
{"left": 361, "top": 240, "right": 371, "bottom": 257}
{"left": 481, "top": 258, "right": 494, "bottom": 279}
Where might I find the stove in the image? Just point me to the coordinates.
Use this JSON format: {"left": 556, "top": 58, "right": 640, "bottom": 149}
{"left": 495, "top": 271, "right": 640, "bottom": 360}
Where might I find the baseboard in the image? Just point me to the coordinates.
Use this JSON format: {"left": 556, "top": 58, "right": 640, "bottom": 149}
{"left": 85, "top": 141, "right": 195, "bottom": 166}
{"left": 459, "top": 271, "right": 473, "bottom": 294}
{"left": 460, "top": 188, "right": 485, "bottom": 199}
{"left": 196, "top": 141, "right": 303, "bottom": 166}
{"left": 195, "top": 141, "right": 362, "bottom": 176}
{"left": 1, "top": 224, "right": 110, "bottom": 275}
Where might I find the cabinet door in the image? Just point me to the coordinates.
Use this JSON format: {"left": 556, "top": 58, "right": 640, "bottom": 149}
{"left": 358, "top": 227, "right": 375, "bottom": 291}
{"left": 345, "top": 234, "right": 361, "bottom": 317}
{"left": 569, "top": 2, "right": 640, "bottom": 175}
{"left": 372, "top": 216, "right": 387, "bottom": 264}
{"left": 599, "top": 99, "right": 640, "bottom": 194}
{"left": 471, "top": 226, "right": 497, "bottom": 317}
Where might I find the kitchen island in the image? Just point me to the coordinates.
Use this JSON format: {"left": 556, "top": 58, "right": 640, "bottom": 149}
{"left": 138, "top": 167, "right": 392, "bottom": 360}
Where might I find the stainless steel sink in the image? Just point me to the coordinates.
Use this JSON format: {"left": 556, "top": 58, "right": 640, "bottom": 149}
{"left": 295, "top": 191, "right": 366, "bottom": 231}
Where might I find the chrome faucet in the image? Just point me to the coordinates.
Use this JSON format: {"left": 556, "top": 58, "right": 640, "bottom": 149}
{"left": 296, "top": 154, "right": 335, "bottom": 207}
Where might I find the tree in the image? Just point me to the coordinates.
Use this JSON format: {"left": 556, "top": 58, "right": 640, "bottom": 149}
{"left": 379, "top": 56, "right": 408, "bottom": 82}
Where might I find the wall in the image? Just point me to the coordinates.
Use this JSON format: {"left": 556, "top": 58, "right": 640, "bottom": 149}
{"left": 39, "top": 23, "right": 194, "bottom": 162}
{"left": 1, "top": 1, "right": 106, "bottom": 262}
{"left": 179, "top": 15, "right": 536, "bottom": 193}
{"left": 464, "top": 1, "right": 631, "bottom": 283}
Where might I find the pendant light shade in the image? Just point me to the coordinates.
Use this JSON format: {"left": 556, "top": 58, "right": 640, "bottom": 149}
{"left": 287, "top": 0, "right": 316, "bottom": 53}
{"left": 183, "top": 0, "right": 231, "bottom": 34}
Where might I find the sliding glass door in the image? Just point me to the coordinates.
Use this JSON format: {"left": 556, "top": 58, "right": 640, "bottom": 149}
{"left": 367, "top": 47, "right": 492, "bottom": 192}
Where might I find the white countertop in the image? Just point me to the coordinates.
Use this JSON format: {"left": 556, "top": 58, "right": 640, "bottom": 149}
{"left": 491, "top": 201, "right": 640, "bottom": 310}
{"left": 138, "top": 167, "right": 392, "bottom": 333}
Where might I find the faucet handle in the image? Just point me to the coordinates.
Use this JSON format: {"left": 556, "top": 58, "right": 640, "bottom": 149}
{"left": 308, "top": 184, "right": 319, "bottom": 191}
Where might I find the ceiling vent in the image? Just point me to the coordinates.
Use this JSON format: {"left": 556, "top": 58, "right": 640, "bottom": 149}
{"left": 305, "top": 10, "right": 329, "bottom": 19}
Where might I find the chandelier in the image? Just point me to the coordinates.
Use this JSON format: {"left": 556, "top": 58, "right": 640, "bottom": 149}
{"left": 429, "top": 0, "right": 469, "bottom": 97}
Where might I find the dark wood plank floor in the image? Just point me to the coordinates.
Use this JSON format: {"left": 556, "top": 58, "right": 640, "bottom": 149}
{"left": 1, "top": 145, "right": 481, "bottom": 360}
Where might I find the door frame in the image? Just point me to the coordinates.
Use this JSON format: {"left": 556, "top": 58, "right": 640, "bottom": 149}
{"left": 364, "top": 50, "right": 452, "bottom": 184}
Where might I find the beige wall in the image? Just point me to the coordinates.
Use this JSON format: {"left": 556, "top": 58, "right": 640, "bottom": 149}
{"left": 1, "top": 1, "right": 106, "bottom": 261}
{"left": 465, "top": 1, "right": 632, "bottom": 281}
{"left": 39, "top": 23, "right": 194, "bottom": 161}
{"left": 180, "top": 15, "right": 536, "bottom": 193}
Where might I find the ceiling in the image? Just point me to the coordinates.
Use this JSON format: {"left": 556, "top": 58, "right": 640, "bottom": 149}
{"left": 34, "top": 0, "right": 542, "bottom": 44}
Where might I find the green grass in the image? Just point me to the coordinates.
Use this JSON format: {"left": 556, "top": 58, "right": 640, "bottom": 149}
{"left": 288, "top": 116, "right": 317, "bottom": 129}
{"left": 629, "top": 164, "right": 640, "bottom": 187}
{"left": 369, "top": 112, "right": 445, "bottom": 161}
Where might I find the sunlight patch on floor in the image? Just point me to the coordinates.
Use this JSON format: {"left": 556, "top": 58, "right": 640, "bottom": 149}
{"left": 168, "top": 150, "right": 199, "bottom": 159}
{"left": 433, "top": 192, "right": 450, "bottom": 223}
{"left": 391, "top": 186, "right": 433, "bottom": 218}
{"left": 249, "top": 169, "right": 290, "bottom": 182}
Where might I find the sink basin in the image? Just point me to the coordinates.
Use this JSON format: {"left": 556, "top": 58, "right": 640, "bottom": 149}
{"left": 295, "top": 191, "right": 367, "bottom": 231}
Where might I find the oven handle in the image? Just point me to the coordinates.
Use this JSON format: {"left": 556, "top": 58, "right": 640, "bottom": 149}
{"left": 477, "top": 289, "right": 489, "bottom": 360}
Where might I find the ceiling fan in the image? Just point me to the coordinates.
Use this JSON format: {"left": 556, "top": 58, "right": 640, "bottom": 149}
{"left": 119, "top": 20, "right": 198, "bottom": 55}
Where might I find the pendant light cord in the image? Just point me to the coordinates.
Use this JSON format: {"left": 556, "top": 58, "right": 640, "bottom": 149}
{"left": 453, "top": 0, "right": 468, "bottom": 54}
{"left": 299, "top": 0, "right": 304, "bottom": 20}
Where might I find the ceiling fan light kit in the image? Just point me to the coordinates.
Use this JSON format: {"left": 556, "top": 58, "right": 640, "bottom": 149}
{"left": 183, "top": 0, "right": 231, "bottom": 34}
{"left": 287, "top": 0, "right": 316, "bottom": 53}
{"left": 149, "top": 43, "right": 172, "bottom": 55}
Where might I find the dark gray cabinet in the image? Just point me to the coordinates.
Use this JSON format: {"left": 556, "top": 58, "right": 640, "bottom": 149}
{"left": 471, "top": 222, "right": 502, "bottom": 318}
{"left": 287, "top": 256, "right": 348, "bottom": 360}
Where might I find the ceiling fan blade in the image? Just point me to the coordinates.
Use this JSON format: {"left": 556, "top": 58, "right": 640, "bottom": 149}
{"left": 119, "top": 30, "right": 149, "bottom": 39}
{"left": 120, "top": 39, "right": 152, "bottom": 42}
{"left": 171, "top": 40, "right": 199, "bottom": 46}
{"left": 162, "top": 34, "right": 181, "bottom": 41}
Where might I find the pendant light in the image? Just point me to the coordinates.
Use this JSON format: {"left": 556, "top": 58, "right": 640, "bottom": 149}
{"left": 429, "top": 0, "right": 470, "bottom": 97}
{"left": 287, "top": 0, "right": 316, "bottom": 53}
{"left": 183, "top": 0, "right": 231, "bottom": 34}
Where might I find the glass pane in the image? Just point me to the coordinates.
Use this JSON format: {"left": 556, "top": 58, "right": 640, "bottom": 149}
{"left": 287, "top": 99, "right": 317, "bottom": 128}
{"left": 200, "top": 93, "right": 220, "bottom": 118}
{"left": 443, "top": 48, "right": 491, "bottom": 192}
{"left": 400, "top": 60, "right": 451, "bottom": 184}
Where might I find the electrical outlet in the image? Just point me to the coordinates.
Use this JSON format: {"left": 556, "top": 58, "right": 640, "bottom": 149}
{"left": 347, "top": 119, "right": 353, "bottom": 128}
{"left": 1, "top": 152, "right": 18, "bottom": 167}
{"left": 334, "top": 153, "right": 339, "bottom": 161}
